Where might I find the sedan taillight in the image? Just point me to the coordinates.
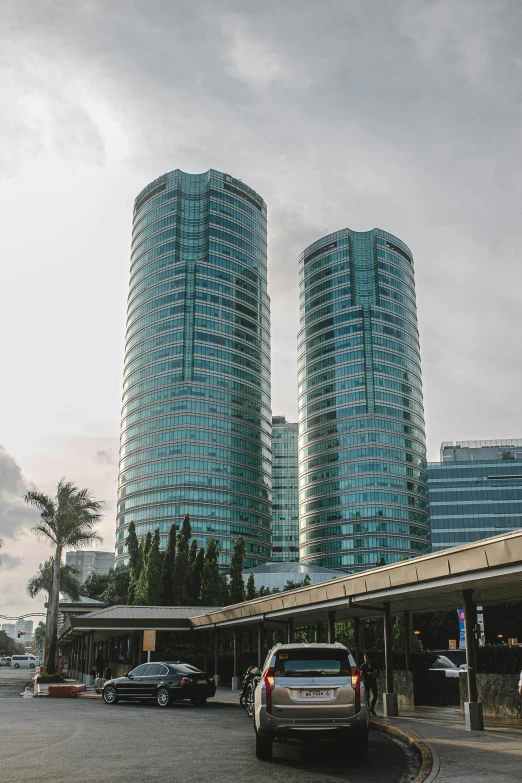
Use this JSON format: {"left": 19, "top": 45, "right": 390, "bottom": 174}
{"left": 179, "top": 677, "right": 192, "bottom": 686}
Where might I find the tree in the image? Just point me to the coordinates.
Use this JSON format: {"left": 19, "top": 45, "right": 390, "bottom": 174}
{"left": 162, "top": 524, "right": 177, "bottom": 605}
{"left": 200, "top": 538, "right": 223, "bottom": 605}
{"left": 188, "top": 538, "right": 198, "bottom": 601}
{"left": 229, "top": 536, "right": 246, "bottom": 604}
{"left": 25, "top": 480, "right": 102, "bottom": 673}
{"left": 376, "top": 557, "right": 386, "bottom": 567}
{"left": 27, "top": 558, "right": 82, "bottom": 653}
{"left": 191, "top": 547, "right": 205, "bottom": 605}
{"left": 144, "top": 528, "right": 163, "bottom": 605}
{"left": 0, "top": 630, "right": 25, "bottom": 656}
{"left": 134, "top": 531, "right": 153, "bottom": 605}
{"left": 33, "top": 621, "right": 46, "bottom": 651}
{"left": 173, "top": 515, "right": 191, "bottom": 605}
{"left": 126, "top": 521, "right": 141, "bottom": 604}
{"left": 102, "top": 566, "right": 131, "bottom": 605}
{"left": 302, "top": 574, "right": 311, "bottom": 587}
{"left": 82, "top": 572, "right": 110, "bottom": 600}
{"left": 246, "top": 572, "right": 256, "bottom": 600}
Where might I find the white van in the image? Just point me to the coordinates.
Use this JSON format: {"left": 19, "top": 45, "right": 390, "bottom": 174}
{"left": 11, "top": 654, "right": 40, "bottom": 669}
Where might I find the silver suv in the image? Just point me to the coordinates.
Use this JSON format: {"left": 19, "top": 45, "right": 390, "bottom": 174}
{"left": 253, "top": 643, "right": 368, "bottom": 760}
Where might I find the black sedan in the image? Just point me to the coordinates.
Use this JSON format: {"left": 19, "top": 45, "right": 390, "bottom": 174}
{"left": 102, "top": 661, "right": 216, "bottom": 707}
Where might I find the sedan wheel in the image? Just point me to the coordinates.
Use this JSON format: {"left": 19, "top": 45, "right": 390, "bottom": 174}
{"left": 157, "top": 687, "right": 171, "bottom": 707}
{"left": 103, "top": 685, "right": 118, "bottom": 705}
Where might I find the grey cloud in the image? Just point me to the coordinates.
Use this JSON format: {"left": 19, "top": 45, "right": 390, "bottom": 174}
{"left": 96, "top": 450, "right": 114, "bottom": 465}
{"left": 0, "top": 445, "right": 37, "bottom": 539}
{"left": 2, "top": 0, "right": 522, "bottom": 455}
{"left": 0, "top": 552, "right": 24, "bottom": 569}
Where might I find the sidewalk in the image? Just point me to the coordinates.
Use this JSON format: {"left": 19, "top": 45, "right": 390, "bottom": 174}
{"left": 375, "top": 705, "right": 522, "bottom": 782}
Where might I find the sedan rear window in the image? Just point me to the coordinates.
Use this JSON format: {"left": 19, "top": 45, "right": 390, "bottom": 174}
{"left": 274, "top": 649, "right": 350, "bottom": 677}
{"left": 170, "top": 664, "right": 202, "bottom": 674}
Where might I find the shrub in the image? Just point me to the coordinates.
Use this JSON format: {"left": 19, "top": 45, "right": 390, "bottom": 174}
{"left": 477, "top": 644, "right": 522, "bottom": 674}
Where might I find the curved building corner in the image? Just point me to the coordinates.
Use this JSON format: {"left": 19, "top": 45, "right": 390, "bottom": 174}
{"left": 298, "top": 228, "right": 431, "bottom": 571}
{"left": 115, "top": 169, "right": 272, "bottom": 570}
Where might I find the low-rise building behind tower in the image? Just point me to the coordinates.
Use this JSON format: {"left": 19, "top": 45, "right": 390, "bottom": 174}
{"left": 271, "top": 416, "right": 299, "bottom": 561}
{"left": 428, "top": 439, "right": 522, "bottom": 550}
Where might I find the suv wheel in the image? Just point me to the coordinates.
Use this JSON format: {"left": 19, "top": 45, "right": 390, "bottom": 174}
{"left": 255, "top": 732, "right": 273, "bottom": 761}
{"left": 156, "top": 687, "right": 171, "bottom": 707}
{"left": 103, "top": 685, "right": 119, "bottom": 705}
{"left": 29, "top": 663, "right": 35, "bottom": 669}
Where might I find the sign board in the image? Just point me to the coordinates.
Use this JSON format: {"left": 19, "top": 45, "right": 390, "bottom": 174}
{"left": 476, "top": 606, "right": 485, "bottom": 647}
{"left": 508, "top": 638, "right": 518, "bottom": 646}
{"left": 143, "top": 630, "right": 156, "bottom": 652}
{"left": 457, "top": 608, "right": 466, "bottom": 649}
{"left": 57, "top": 656, "right": 70, "bottom": 674}
{"left": 448, "top": 639, "right": 457, "bottom": 650}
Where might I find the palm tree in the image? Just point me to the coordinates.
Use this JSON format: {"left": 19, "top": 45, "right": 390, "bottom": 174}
{"left": 27, "top": 558, "right": 82, "bottom": 646}
{"left": 25, "top": 480, "right": 102, "bottom": 673}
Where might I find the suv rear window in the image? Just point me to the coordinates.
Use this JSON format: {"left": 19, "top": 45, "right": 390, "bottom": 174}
{"left": 273, "top": 649, "right": 350, "bottom": 677}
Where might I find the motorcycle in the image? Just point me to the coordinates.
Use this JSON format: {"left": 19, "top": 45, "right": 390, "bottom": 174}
{"left": 239, "top": 665, "right": 261, "bottom": 717}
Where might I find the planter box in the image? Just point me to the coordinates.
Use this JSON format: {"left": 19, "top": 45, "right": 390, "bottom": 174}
{"left": 36, "top": 675, "right": 63, "bottom": 684}
{"left": 460, "top": 672, "right": 522, "bottom": 719}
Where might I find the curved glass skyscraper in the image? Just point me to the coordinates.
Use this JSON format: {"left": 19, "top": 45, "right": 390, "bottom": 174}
{"left": 115, "top": 169, "right": 271, "bottom": 569}
{"left": 298, "top": 228, "right": 431, "bottom": 571}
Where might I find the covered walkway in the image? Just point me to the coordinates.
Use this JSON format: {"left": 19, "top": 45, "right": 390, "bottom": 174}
{"left": 59, "top": 530, "right": 522, "bottom": 728}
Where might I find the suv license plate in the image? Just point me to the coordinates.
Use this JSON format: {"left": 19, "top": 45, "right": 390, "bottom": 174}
{"left": 297, "top": 689, "right": 332, "bottom": 700}
{"left": 197, "top": 679, "right": 207, "bottom": 685}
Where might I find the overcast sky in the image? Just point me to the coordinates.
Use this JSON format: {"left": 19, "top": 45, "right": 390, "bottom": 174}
{"left": 1, "top": 0, "right": 522, "bottom": 619}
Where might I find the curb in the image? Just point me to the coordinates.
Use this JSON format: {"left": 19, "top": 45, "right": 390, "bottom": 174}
{"left": 370, "top": 718, "right": 439, "bottom": 783}
{"left": 211, "top": 698, "right": 241, "bottom": 707}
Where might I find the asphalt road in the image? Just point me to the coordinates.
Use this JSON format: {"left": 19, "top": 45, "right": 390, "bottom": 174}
{"left": 0, "top": 669, "right": 419, "bottom": 783}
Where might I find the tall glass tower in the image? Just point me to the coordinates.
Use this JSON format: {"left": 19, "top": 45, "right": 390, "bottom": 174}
{"left": 115, "top": 169, "right": 272, "bottom": 569}
{"left": 298, "top": 228, "right": 431, "bottom": 571}
{"left": 271, "top": 416, "right": 299, "bottom": 562}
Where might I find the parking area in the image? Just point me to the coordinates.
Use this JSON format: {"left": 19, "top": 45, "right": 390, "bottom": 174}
{"left": 0, "top": 670, "right": 419, "bottom": 783}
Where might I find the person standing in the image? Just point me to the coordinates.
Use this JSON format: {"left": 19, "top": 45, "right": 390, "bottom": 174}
{"left": 360, "top": 652, "right": 378, "bottom": 716}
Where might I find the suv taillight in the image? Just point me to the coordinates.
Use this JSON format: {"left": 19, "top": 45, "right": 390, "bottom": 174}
{"left": 263, "top": 667, "right": 275, "bottom": 714}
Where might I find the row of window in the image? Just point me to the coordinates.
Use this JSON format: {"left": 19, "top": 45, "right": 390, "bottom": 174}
{"left": 300, "top": 460, "right": 427, "bottom": 487}
{"left": 122, "top": 366, "right": 270, "bottom": 413}
{"left": 301, "top": 490, "right": 429, "bottom": 515}
{"left": 298, "top": 323, "right": 363, "bottom": 369}
{"left": 118, "top": 485, "right": 271, "bottom": 515}
{"left": 121, "top": 398, "right": 269, "bottom": 433}
{"left": 121, "top": 414, "right": 271, "bottom": 450}
{"left": 130, "top": 247, "right": 261, "bottom": 296}
{"left": 300, "top": 521, "right": 430, "bottom": 542}
{"left": 301, "top": 447, "right": 426, "bottom": 478}
{"left": 300, "top": 474, "right": 428, "bottom": 501}
{"left": 125, "top": 337, "right": 265, "bottom": 387}
{"left": 301, "top": 537, "right": 429, "bottom": 555}
{"left": 124, "top": 355, "right": 270, "bottom": 401}
{"left": 299, "top": 415, "right": 426, "bottom": 452}
{"left": 121, "top": 424, "right": 271, "bottom": 462}
{"left": 117, "top": 503, "right": 271, "bottom": 527}
{"left": 122, "top": 382, "right": 267, "bottom": 420}
{"left": 119, "top": 457, "right": 271, "bottom": 487}
{"left": 119, "top": 472, "right": 270, "bottom": 502}
{"left": 119, "top": 442, "right": 271, "bottom": 474}
{"left": 300, "top": 505, "right": 430, "bottom": 528}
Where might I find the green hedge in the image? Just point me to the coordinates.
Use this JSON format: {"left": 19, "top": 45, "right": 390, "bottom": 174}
{"left": 361, "top": 649, "right": 437, "bottom": 671}
{"left": 477, "top": 645, "right": 522, "bottom": 674}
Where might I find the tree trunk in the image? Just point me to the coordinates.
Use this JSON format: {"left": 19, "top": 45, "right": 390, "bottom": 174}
{"left": 46, "top": 547, "right": 62, "bottom": 674}
{"left": 43, "top": 600, "right": 51, "bottom": 670}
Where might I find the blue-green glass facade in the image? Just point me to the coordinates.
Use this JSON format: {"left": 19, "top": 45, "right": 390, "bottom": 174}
{"left": 428, "top": 440, "right": 522, "bottom": 550}
{"left": 115, "top": 169, "right": 272, "bottom": 568}
{"left": 271, "top": 416, "right": 299, "bottom": 562}
{"left": 298, "top": 228, "right": 431, "bottom": 571}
